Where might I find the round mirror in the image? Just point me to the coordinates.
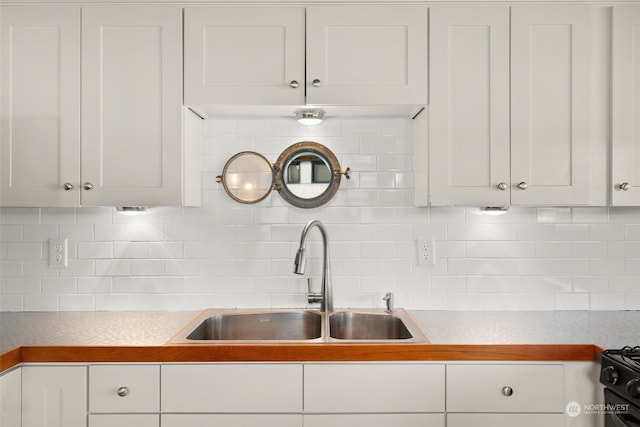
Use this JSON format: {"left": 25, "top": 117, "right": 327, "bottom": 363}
{"left": 275, "top": 141, "right": 343, "bottom": 209}
{"left": 216, "top": 151, "right": 274, "bottom": 204}
{"left": 217, "top": 142, "right": 349, "bottom": 208}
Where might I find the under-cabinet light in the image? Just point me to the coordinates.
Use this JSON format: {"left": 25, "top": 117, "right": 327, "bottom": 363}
{"left": 295, "top": 108, "right": 325, "bottom": 125}
{"left": 116, "top": 206, "right": 148, "bottom": 216}
{"left": 478, "top": 206, "right": 509, "bottom": 216}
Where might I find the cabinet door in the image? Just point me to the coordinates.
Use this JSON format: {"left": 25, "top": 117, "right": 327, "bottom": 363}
{"left": 428, "top": 6, "right": 510, "bottom": 206}
{"left": 0, "top": 7, "right": 81, "bottom": 207}
{"left": 184, "top": 7, "right": 305, "bottom": 106}
{"left": 304, "top": 414, "right": 444, "bottom": 427}
{"left": 511, "top": 6, "right": 592, "bottom": 205}
{"left": 611, "top": 7, "right": 640, "bottom": 205}
{"left": 161, "top": 364, "right": 302, "bottom": 413}
{"left": 89, "top": 415, "right": 159, "bottom": 427}
{"left": 306, "top": 6, "right": 428, "bottom": 106}
{"left": 22, "top": 366, "right": 87, "bottom": 427}
{"left": 447, "top": 414, "right": 564, "bottom": 427}
{"left": 89, "top": 365, "right": 159, "bottom": 413}
{"left": 82, "top": 6, "right": 183, "bottom": 206}
{"left": 0, "top": 368, "right": 21, "bottom": 427}
{"left": 446, "top": 364, "right": 564, "bottom": 413}
{"left": 304, "top": 364, "right": 445, "bottom": 413}
{"left": 162, "top": 414, "right": 302, "bottom": 427}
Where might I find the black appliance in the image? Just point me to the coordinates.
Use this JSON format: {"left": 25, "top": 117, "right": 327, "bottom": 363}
{"left": 600, "top": 347, "right": 640, "bottom": 426}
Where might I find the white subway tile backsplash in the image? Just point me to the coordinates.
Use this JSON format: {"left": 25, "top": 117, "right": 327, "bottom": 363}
{"left": 2, "top": 118, "right": 640, "bottom": 312}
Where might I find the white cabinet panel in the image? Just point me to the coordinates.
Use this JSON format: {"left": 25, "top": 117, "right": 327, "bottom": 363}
{"left": 184, "top": 7, "right": 305, "bottom": 106}
{"left": 22, "top": 366, "right": 87, "bottom": 427}
{"left": 304, "top": 414, "right": 444, "bottom": 427}
{"left": 612, "top": 7, "right": 640, "bottom": 205}
{"left": 306, "top": 6, "right": 428, "bottom": 106}
{"left": 304, "top": 363, "right": 445, "bottom": 413}
{"left": 446, "top": 364, "right": 564, "bottom": 413}
{"left": 428, "top": 6, "right": 510, "bottom": 206}
{"left": 511, "top": 6, "right": 592, "bottom": 205}
{"left": 88, "top": 414, "right": 159, "bottom": 427}
{"left": 82, "top": 6, "right": 183, "bottom": 206}
{"left": 0, "top": 368, "right": 21, "bottom": 427}
{"left": 162, "top": 414, "right": 302, "bottom": 427}
{"left": 0, "top": 7, "right": 81, "bottom": 207}
{"left": 161, "top": 364, "right": 302, "bottom": 413}
{"left": 447, "top": 414, "right": 564, "bottom": 427}
{"left": 89, "top": 365, "right": 159, "bottom": 413}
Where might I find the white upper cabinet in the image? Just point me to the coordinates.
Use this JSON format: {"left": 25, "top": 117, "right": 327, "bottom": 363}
{"left": 611, "top": 7, "right": 640, "bottom": 206}
{"left": 82, "top": 6, "right": 183, "bottom": 207}
{"left": 184, "top": 6, "right": 428, "bottom": 111}
{"left": 427, "top": 5, "right": 593, "bottom": 206}
{"left": 0, "top": 6, "right": 198, "bottom": 207}
{"left": 305, "top": 6, "right": 428, "bottom": 106}
{"left": 510, "top": 6, "right": 592, "bottom": 206}
{"left": 428, "top": 6, "right": 510, "bottom": 206}
{"left": 184, "top": 7, "right": 305, "bottom": 106}
{"left": 0, "top": 7, "right": 81, "bottom": 207}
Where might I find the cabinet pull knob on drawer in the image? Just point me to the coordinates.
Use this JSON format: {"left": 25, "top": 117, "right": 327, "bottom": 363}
{"left": 517, "top": 182, "right": 528, "bottom": 190}
{"left": 117, "top": 386, "right": 129, "bottom": 397}
{"left": 63, "top": 183, "right": 74, "bottom": 191}
{"left": 502, "top": 386, "right": 514, "bottom": 397}
{"left": 83, "top": 182, "right": 94, "bottom": 191}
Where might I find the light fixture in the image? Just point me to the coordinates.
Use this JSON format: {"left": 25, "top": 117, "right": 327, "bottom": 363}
{"left": 116, "top": 206, "right": 148, "bottom": 216}
{"left": 478, "top": 206, "right": 509, "bottom": 216}
{"left": 295, "top": 108, "right": 325, "bottom": 125}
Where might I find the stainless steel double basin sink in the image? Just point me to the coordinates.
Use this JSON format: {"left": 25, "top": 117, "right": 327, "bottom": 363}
{"left": 171, "top": 309, "right": 427, "bottom": 343}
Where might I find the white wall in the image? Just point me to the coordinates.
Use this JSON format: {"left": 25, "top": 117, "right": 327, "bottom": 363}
{"left": 1, "top": 118, "right": 639, "bottom": 312}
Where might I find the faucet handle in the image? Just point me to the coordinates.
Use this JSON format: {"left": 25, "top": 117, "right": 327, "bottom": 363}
{"left": 307, "top": 278, "right": 323, "bottom": 304}
{"left": 383, "top": 292, "right": 394, "bottom": 312}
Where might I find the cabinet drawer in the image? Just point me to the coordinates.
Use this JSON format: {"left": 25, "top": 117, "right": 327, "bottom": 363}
{"left": 304, "top": 363, "right": 445, "bottom": 413}
{"left": 447, "top": 414, "right": 564, "bottom": 427}
{"left": 162, "top": 414, "right": 302, "bottom": 427}
{"left": 305, "top": 414, "right": 444, "bottom": 427}
{"left": 161, "top": 364, "right": 302, "bottom": 413}
{"left": 89, "top": 414, "right": 159, "bottom": 427}
{"left": 89, "top": 365, "right": 159, "bottom": 413}
{"left": 446, "top": 364, "right": 564, "bottom": 413}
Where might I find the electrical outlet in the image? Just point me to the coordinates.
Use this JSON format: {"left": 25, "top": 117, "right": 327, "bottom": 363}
{"left": 48, "top": 238, "right": 68, "bottom": 268}
{"left": 416, "top": 238, "right": 436, "bottom": 267}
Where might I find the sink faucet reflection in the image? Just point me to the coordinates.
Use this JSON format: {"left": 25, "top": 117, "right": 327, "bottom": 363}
{"left": 293, "top": 219, "right": 333, "bottom": 313}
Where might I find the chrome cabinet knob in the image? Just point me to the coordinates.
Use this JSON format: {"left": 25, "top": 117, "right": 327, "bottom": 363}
{"left": 63, "top": 183, "right": 74, "bottom": 191}
{"left": 289, "top": 80, "right": 299, "bottom": 88}
{"left": 497, "top": 182, "right": 508, "bottom": 191}
{"left": 517, "top": 182, "right": 528, "bottom": 190}
{"left": 620, "top": 182, "right": 631, "bottom": 191}
{"left": 502, "top": 386, "right": 514, "bottom": 397}
{"left": 312, "top": 79, "right": 321, "bottom": 87}
{"left": 117, "top": 386, "right": 129, "bottom": 397}
{"left": 83, "top": 182, "right": 94, "bottom": 191}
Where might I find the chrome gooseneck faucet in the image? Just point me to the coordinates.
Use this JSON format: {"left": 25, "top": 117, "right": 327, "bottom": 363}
{"left": 293, "top": 219, "right": 333, "bottom": 313}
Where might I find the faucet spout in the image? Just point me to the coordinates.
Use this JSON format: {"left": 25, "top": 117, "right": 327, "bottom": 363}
{"left": 293, "top": 220, "right": 333, "bottom": 313}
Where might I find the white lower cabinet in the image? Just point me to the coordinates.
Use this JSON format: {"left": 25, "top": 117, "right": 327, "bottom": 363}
{"left": 5, "top": 361, "right": 600, "bottom": 427}
{"left": 88, "top": 414, "right": 159, "bottom": 427}
{"left": 447, "top": 414, "right": 564, "bottom": 427}
{"left": 162, "top": 414, "right": 302, "bottom": 427}
{"left": 304, "top": 414, "right": 445, "bottom": 427}
{"left": 446, "top": 364, "right": 564, "bottom": 413}
{"left": 161, "top": 364, "right": 303, "bottom": 413}
{"left": 22, "top": 366, "right": 87, "bottom": 427}
{"left": 89, "top": 365, "right": 160, "bottom": 414}
{"left": 304, "top": 363, "right": 445, "bottom": 413}
{"left": 0, "top": 368, "right": 21, "bottom": 427}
